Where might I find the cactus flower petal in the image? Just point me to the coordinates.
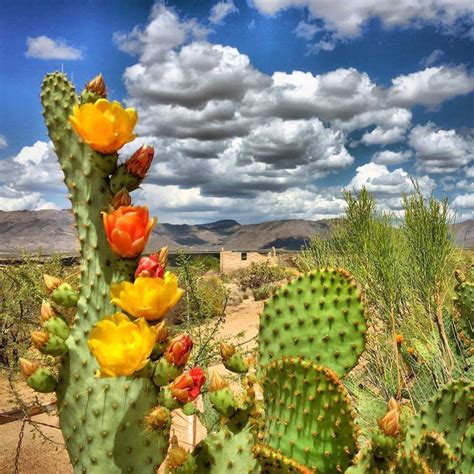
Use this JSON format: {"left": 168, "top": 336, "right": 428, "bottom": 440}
{"left": 103, "top": 206, "right": 156, "bottom": 258}
{"left": 87, "top": 312, "right": 157, "bottom": 377}
{"left": 110, "top": 273, "right": 184, "bottom": 320}
{"left": 69, "top": 99, "right": 137, "bottom": 154}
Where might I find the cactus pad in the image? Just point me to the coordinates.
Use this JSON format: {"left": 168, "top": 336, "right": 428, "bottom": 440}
{"left": 262, "top": 357, "right": 358, "bottom": 472}
{"left": 259, "top": 269, "right": 367, "bottom": 377}
{"left": 194, "top": 427, "right": 258, "bottom": 473}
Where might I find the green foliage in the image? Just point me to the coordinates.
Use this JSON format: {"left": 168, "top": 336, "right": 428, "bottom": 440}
{"left": 236, "top": 261, "right": 287, "bottom": 291}
{"left": 0, "top": 254, "right": 74, "bottom": 370}
{"left": 252, "top": 282, "right": 279, "bottom": 301}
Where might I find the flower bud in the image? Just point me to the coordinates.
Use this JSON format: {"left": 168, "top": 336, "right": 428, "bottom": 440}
{"left": 51, "top": 283, "right": 79, "bottom": 308}
{"left": 146, "top": 406, "right": 170, "bottom": 429}
{"left": 40, "top": 300, "right": 56, "bottom": 323}
{"left": 43, "top": 316, "right": 70, "bottom": 341}
{"left": 209, "top": 371, "right": 228, "bottom": 392}
{"left": 19, "top": 358, "right": 39, "bottom": 377}
{"left": 165, "top": 334, "right": 193, "bottom": 366}
{"left": 126, "top": 145, "right": 154, "bottom": 179}
{"left": 111, "top": 188, "right": 132, "bottom": 210}
{"left": 378, "top": 398, "right": 400, "bottom": 437}
{"left": 135, "top": 253, "right": 165, "bottom": 279}
{"left": 220, "top": 342, "right": 236, "bottom": 360}
{"left": 31, "top": 330, "right": 49, "bottom": 349}
{"left": 85, "top": 73, "right": 107, "bottom": 98}
{"left": 158, "top": 246, "right": 169, "bottom": 267}
{"left": 26, "top": 367, "right": 57, "bottom": 393}
{"left": 155, "top": 321, "right": 169, "bottom": 343}
{"left": 167, "top": 447, "right": 189, "bottom": 469}
{"left": 43, "top": 274, "right": 61, "bottom": 293}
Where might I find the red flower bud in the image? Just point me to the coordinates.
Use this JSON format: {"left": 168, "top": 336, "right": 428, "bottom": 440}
{"left": 135, "top": 253, "right": 165, "bottom": 279}
{"left": 165, "top": 334, "right": 193, "bottom": 366}
{"left": 126, "top": 145, "right": 154, "bottom": 179}
{"left": 170, "top": 367, "right": 205, "bottom": 403}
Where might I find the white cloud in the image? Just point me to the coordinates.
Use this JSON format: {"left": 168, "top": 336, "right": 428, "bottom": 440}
{"left": 248, "top": 20, "right": 256, "bottom": 29}
{"left": 25, "top": 36, "right": 82, "bottom": 60}
{"left": 465, "top": 166, "right": 474, "bottom": 178}
{"left": 251, "top": 1, "right": 474, "bottom": 39}
{"left": 452, "top": 193, "right": 474, "bottom": 219}
{"left": 409, "top": 123, "right": 474, "bottom": 173}
{"left": 209, "top": 1, "right": 238, "bottom": 24}
{"left": 0, "top": 135, "right": 7, "bottom": 149}
{"left": 294, "top": 20, "right": 320, "bottom": 40}
{"left": 372, "top": 150, "right": 413, "bottom": 165}
{"left": 420, "top": 49, "right": 445, "bottom": 67}
{"left": 361, "top": 126, "right": 406, "bottom": 145}
{"left": 114, "top": 4, "right": 211, "bottom": 63}
{"left": 347, "top": 163, "right": 435, "bottom": 212}
{"left": 388, "top": 66, "right": 474, "bottom": 108}
{"left": 0, "top": 186, "right": 58, "bottom": 211}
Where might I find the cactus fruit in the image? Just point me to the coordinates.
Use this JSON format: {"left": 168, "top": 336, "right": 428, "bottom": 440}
{"left": 259, "top": 269, "right": 367, "bottom": 377}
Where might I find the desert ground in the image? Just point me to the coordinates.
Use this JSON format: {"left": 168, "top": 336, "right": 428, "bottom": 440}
{"left": 0, "top": 298, "right": 263, "bottom": 474}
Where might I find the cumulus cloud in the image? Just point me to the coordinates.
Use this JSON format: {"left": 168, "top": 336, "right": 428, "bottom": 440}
{"left": 0, "top": 141, "right": 66, "bottom": 211}
{"left": 102, "top": 4, "right": 474, "bottom": 222}
{"left": 388, "top": 66, "right": 474, "bottom": 109}
{"left": 452, "top": 193, "right": 474, "bottom": 219}
{"left": 409, "top": 123, "right": 474, "bottom": 173}
{"left": 0, "top": 135, "right": 7, "bottom": 149}
{"left": 294, "top": 20, "right": 320, "bottom": 40}
{"left": 251, "top": 1, "right": 474, "bottom": 41}
{"left": 209, "top": 1, "right": 238, "bottom": 24}
{"left": 361, "top": 126, "right": 406, "bottom": 146}
{"left": 347, "top": 163, "right": 435, "bottom": 210}
{"left": 25, "top": 36, "right": 82, "bottom": 60}
{"left": 372, "top": 150, "right": 413, "bottom": 165}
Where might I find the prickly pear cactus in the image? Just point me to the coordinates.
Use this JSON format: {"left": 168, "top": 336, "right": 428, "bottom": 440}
{"left": 39, "top": 72, "right": 168, "bottom": 472}
{"left": 193, "top": 269, "right": 365, "bottom": 473}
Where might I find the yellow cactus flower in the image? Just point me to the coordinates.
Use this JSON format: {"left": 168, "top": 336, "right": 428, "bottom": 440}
{"left": 110, "top": 273, "right": 184, "bottom": 321}
{"left": 69, "top": 99, "right": 137, "bottom": 154}
{"left": 87, "top": 313, "right": 157, "bottom": 377}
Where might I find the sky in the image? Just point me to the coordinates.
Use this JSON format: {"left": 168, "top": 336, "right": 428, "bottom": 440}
{"left": 0, "top": 0, "right": 473, "bottom": 224}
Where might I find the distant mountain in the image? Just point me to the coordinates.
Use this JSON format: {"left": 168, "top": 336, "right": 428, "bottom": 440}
{"left": 0, "top": 209, "right": 472, "bottom": 255}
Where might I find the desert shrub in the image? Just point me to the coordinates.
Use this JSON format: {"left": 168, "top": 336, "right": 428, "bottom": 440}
{"left": 236, "top": 261, "right": 287, "bottom": 290}
{"left": 0, "top": 253, "right": 77, "bottom": 371}
{"left": 252, "top": 282, "right": 279, "bottom": 301}
{"left": 296, "top": 184, "right": 463, "bottom": 425}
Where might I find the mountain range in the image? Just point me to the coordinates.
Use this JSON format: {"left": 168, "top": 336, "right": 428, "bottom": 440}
{"left": 0, "top": 209, "right": 472, "bottom": 256}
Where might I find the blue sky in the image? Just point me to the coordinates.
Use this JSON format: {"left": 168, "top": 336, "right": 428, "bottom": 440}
{"left": 0, "top": 0, "right": 473, "bottom": 223}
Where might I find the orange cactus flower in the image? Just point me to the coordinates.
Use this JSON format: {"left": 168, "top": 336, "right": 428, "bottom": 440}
{"left": 102, "top": 206, "right": 156, "bottom": 258}
{"left": 170, "top": 367, "right": 206, "bottom": 403}
{"left": 395, "top": 334, "right": 404, "bottom": 345}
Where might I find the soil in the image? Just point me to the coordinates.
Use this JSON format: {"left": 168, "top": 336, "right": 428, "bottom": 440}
{"left": 0, "top": 298, "right": 263, "bottom": 474}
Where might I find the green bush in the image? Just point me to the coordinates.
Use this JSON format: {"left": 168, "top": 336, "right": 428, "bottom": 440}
{"left": 252, "top": 282, "right": 279, "bottom": 301}
{"left": 236, "top": 261, "right": 287, "bottom": 290}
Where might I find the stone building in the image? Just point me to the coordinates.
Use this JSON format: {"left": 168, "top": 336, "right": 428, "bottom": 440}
{"left": 219, "top": 247, "right": 278, "bottom": 273}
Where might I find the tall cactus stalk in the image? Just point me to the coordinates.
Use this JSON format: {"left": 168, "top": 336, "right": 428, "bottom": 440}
{"left": 36, "top": 72, "right": 170, "bottom": 473}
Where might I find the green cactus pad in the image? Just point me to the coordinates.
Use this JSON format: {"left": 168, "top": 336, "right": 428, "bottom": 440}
{"left": 458, "top": 424, "right": 474, "bottom": 474}
{"left": 393, "top": 452, "right": 430, "bottom": 473}
{"left": 262, "top": 357, "right": 358, "bottom": 473}
{"left": 259, "top": 269, "right": 367, "bottom": 378}
{"left": 404, "top": 379, "right": 474, "bottom": 461}
{"left": 194, "top": 427, "right": 258, "bottom": 473}
{"left": 415, "top": 431, "right": 458, "bottom": 473}
{"left": 253, "top": 445, "right": 313, "bottom": 473}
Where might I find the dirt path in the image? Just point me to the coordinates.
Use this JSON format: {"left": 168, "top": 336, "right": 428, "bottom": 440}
{"left": 0, "top": 298, "right": 263, "bottom": 473}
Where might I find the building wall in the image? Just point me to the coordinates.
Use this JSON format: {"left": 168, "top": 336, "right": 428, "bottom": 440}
{"left": 219, "top": 248, "right": 278, "bottom": 273}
